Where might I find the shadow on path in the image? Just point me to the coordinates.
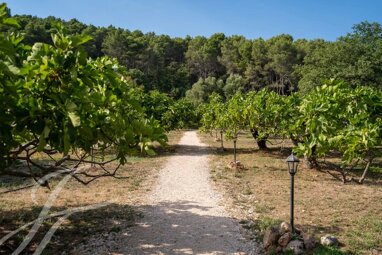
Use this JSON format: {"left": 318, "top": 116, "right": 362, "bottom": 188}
{"left": 114, "top": 200, "right": 252, "bottom": 254}
{"left": 153, "top": 144, "right": 213, "bottom": 157}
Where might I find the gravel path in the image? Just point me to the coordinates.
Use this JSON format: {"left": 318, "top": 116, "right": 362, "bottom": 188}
{"left": 76, "top": 131, "right": 257, "bottom": 255}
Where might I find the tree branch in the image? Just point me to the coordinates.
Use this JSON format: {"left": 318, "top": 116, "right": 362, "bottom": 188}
{"left": 73, "top": 163, "right": 124, "bottom": 185}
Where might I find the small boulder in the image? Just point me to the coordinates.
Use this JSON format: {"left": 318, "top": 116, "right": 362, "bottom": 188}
{"left": 284, "top": 240, "right": 305, "bottom": 255}
{"left": 278, "top": 232, "right": 292, "bottom": 247}
{"left": 275, "top": 245, "right": 284, "bottom": 253}
{"left": 241, "top": 220, "right": 255, "bottom": 230}
{"left": 263, "top": 226, "right": 280, "bottom": 249}
{"left": 228, "top": 161, "right": 245, "bottom": 170}
{"left": 320, "top": 235, "right": 338, "bottom": 246}
{"left": 279, "top": 221, "right": 292, "bottom": 234}
{"left": 303, "top": 233, "right": 317, "bottom": 250}
{"left": 266, "top": 245, "right": 280, "bottom": 254}
{"left": 294, "top": 227, "right": 302, "bottom": 235}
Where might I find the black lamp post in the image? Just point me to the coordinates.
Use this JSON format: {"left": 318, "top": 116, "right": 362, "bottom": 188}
{"left": 286, "top": 153, "right": 300, "bottom": 233}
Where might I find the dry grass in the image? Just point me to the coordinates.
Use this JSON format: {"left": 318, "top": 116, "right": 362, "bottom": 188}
{"left": 0, "top": 130, "right": 184, "bottom": 254}
{"left": 199, "top": 131, "right": 382, "bottom": 255}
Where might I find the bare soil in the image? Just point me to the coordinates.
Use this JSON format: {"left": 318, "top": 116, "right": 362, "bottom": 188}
{"left": 199, "top": 131, "right": 382, "bottom": 254}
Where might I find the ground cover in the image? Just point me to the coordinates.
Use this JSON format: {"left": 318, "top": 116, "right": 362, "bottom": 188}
{"left": 199, "top": 131, "right": 382, "bottom": 254}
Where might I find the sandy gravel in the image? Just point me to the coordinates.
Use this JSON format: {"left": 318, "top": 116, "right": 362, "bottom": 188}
{"left": 76, "top": 131, "right": 258, "bottom": 255}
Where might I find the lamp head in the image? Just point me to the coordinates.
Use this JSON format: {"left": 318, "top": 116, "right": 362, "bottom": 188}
{"left": 287, "top": 153, "right": 300, "bottom": 175}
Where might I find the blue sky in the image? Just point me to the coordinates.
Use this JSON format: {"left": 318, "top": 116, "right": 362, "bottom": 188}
{"left": 7, "top": 0, "right": 382, "bottom": 41}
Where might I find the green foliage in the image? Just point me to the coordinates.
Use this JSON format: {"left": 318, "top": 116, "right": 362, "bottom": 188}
{"left": 185, "top": 33, "right": 226, "bottom": 78}
{"left": 223, "top": 74, "right": 247, "bottom": 99}
{"left": 18, "top": 27, "right": 149, "bottom": 159}
{"left": 245, "top": 38, "right": 269, "bottom": 89}
{"left": 0, "top": 6, "right": 167, "bottom": 172}
{"left": 297, "top": 22, "right": 382, "bottom": 94}
{"left": 219, "top": 35, "right": 251, "bottom": 75}
{"left": 2, "top": 5, "right": 382, "bottom": 182}
{"left": 140, "top": 90, "right": 200, "bottom": 130}
{"left": 243, "top": 89, "right": 286, "bottom": 139}
{"left": 6, "top": 16, "right": 191, "bottom": 97}
{"left": 253, "top": 217, "right": 282, "bottom": 233}
{"left": 186, "top": 77, "right": 224, "bottom": 104}
{"left": 200, "top": 78, "right": 381, "bottom": 181}
{"left": 0, "top": 3, "right": 19, "bottom": 28}
{"left": 142, "top": 90, "right": 174, "bottom": 123}
{"left": 199, "top": 93, "right": 226, "bottom": 133}
{"left": 294, "top": 80, "right": 382, "bottom": 166}
{"left": 312, "top": 246, "right": 348, "bottom": 255}
{"left": 224, "top": 92, "right": 246, "bottom": 139}
{"left": 162, "top": 98, "right": 200, "bottom": 130}
{"left": 6, "top": 14, "right": 382, "bottom": 98}
{"left": 280, "top": 92, "right": 303, "bottom": 142}
{"left": 0, "top": 6, "right": 26, "bottom": 168}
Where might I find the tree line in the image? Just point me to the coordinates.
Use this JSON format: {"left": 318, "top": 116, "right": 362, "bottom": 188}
{"left": 2, "top": 12, "right": 382, "bottom": 101}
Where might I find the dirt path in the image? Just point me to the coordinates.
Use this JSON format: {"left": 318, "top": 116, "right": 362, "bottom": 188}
{"left": 77, "top": 131, "right": 257, "bottom": 254}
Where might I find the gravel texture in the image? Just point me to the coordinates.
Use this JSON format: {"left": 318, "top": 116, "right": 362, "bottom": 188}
{"left": 75, "top": 131, "right": 259, "bottom": 254}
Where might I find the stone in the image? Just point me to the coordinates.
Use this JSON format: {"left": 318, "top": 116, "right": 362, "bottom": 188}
{"left": 275, "top": 245, "right": 284, "bottom": 253}
{"left": 284, "top": 240, "right": 305, "bottom": 255}
{"left": 265, "top": 245, "right": 279, "bottom": 254}
{"left": 278, "top": 232, "right": 292, "bottom": 247}
{"left": 371, "top": 249, "right": 382, "bottom": 255}
{"left": 279, "top": 221, "right": 292, "bottom": 234}
{"left": 320, "top": 235, "right": 338, "bottom": 246}
{"left": 228, "top": 161, "right": 245, "bottom": 170}
{"left": 294, "top": 227, "right": 302, "bottom": 235}
{"left": 303, "top": 233, "right": 317, "bottom": 250}
{"left": 242, "top": 221, "right": 255, "bottom": 230}
{"left": 263, "top": 226, "right": 280, "bottom": 249}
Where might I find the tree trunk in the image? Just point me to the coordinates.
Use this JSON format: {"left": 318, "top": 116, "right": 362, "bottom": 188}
{"left": 304, "top": 145, "right": 318, "bottom": 169}
{"left": 257, "top": 139, "right": 267, "bottom": 150}
{"left": 290, "top": 136, "right": 300, "bottom": 146}
{"left": 359, "top": 157, "right": 373, "bottom": 184}
{"left": 91, "top": 146, "right": 95, "bottom": 167}
{"left": 250, "top": 129, "right": 268, "bottom": 150}
{"left": 233, "top": 139, "right": 237, "bottom": 163}
{"left": 220, "top": 130, "right": 224, "bottom": 150}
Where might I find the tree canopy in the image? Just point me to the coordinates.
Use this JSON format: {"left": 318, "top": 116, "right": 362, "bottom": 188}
{"left": 3, "top": 14, "right": 382, "bottom": 101}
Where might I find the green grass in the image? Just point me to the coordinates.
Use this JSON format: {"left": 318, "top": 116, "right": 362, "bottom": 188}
{"left": 0, "top": 176, "right": 31, "bottom": 189}
{"left": 128, "top": 177, "right": 143, "bottom": 191}
{"left": 243, "top": 187, "right": 253, "bottom": 195}
{"left": 280, "top": 251, "right": 294, "bottom": 255}
{"left": 253, "top": 203, "right": 272, "bottom": 214}
{"left": 127, "top": 156, "right": 145, "bottom": 163}
{"left": 254, "top": 216, "right": 282, "bottom": 233}
{"left": 234, "top": 172, "right": 244, "bottom": 178}
{"left": 313, "top": 246, "right": 350, "bottom": 255}
{"left": 346, "top": 217, "right": 382, "bottom": 253}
